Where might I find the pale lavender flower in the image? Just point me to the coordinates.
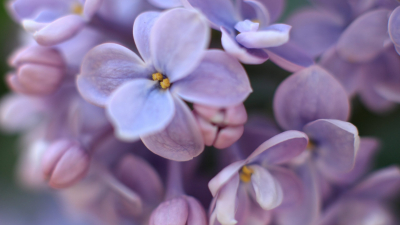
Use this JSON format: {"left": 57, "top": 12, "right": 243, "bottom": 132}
{"left": 208, "top": 130, "right": 308, "bottom": 225}
{"left": 194, "top": 103, "right": 247, "bottom": 149}
{"left": 77, "top": 8, "right": 252, "bottom": 161}
{"left": 182, "top": 0, "right": 314, "bottom": 71}
{"left": 9, "top": 0, "right": 104, "bottom": 46}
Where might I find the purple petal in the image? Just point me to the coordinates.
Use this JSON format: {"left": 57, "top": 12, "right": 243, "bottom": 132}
{"left": 236, "top": 24, "right": 291, "bottom": 49}
{"left": 10, "top": 0, "right": 68, "bottom": 20}
{"left": 310, "top": 0, "right": 352, "bottom": 20}
{"left": 150, "top": 197, "right": 189, "bottom": 225}
{"left": 269, "top": 166, "right": 303, "bottom": 208}
{"left": 286, "top": 8, "right": 345, "bottom": 57}
{"left": 148, "top": 0, "right": 182, "bottom": 9}
{"left": 215, "top": 174, "right": 240, "bottom": 225}
{"left": 234, "top": 20, "right": 259, "bottom": 33}
{"left": 150, "top": 8, "right": 210, "bottom": 82}
{"left": 208, "top": 160, "right": 246, "bottom": 197}
{"left": 253, "top": 0, "right": 285, "bottom": 23}
{"left": 324, "top": 138, "right": 379, "bottom": 185}
{"left": 77, "top": 43, "right": 152, "bottom": 106}
{"left": 249, "top": 165, "right": 283, "bottom": 210}
{"left": 186, "top": 196, "right": 208, "bottom": 225}
{"left": 273, "top": 65, "right": 350, "bottom": 131}
{"left": 22, "top": 20, "right": 48, "bottom": 33}
{"left": 83, "top": 0, "right": 103, "bottom": 19}
{"left": 221, "top": 27, "right": 269, "bottom": 64}
{"left": 247, "top": 130, "right": 309, "bottom": 165}
{"left": 141, "top": 97, "right": 204, "bottom": 161}
{"left": 173, "top": 49, "right": 252, "bottom": 107}
{"left": 350, "top": 166, "right": 400, "bottom": 200}
{"left": 33, "top": 15, "right": 86, "bottom": 46}
{"left": 106, "top": 79, "right": 175, "bottom": 141}
{"left": 319, "top": 48, "right": 363, "bottom": 96}
{"left": 133, "top": 11, "right": 161, "bottom": 64}
{"left": 243, "top": 0, "right": 271, "bottom": 27}
{"left": 265, "top": 41, "right": 315, "bottom": 72}
{"left": 389, "top": 6, "right": 400, "bottom": 46}
{"left": 304, "top": 119, "right": 360, "bottom": 174}
{"left": 184, "top": 0, "right": 238, "bottom": 29}
{"left": 337, "top": 9, "right": 391, "bottom": 63}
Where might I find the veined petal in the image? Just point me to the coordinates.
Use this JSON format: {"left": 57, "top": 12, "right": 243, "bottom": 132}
{"left": 247, "top": 130, "right": 308, "bottom": 165}
{"left": 141, "top": 97, "right": 204, "bottom": 161}
{"left": 209, "top": 160, "right": 246, "bottom": 197}
{"left": 221, "top": 27, "right": 269, "bottom": 64}
{"left": 150, "top": 8, "right": 210, "bottom": 82}
{"left": 77, "top": 43, "right": 152, "bottom": 106}
{"left": 106, "top": 79, "right": 175, "bottom": 141}
{"left": 304, "top": 119, "right": 360, "bottom": 173}
{"left": 33, "top": 15, "right": 85, "bottom": 46}
{"left": 215, "top": 174, "right": 240, "bottom": 225}
{"left": 273, "top": 65, "right": 349, "bottom": 131}
{"left": 265, "top": 41, "right": 315, "bottom": 72}
{"left": 249, "top": 165, "right": 283, "bottom": 210}
{"left": 184, "top": 0, "right": 238, "bottom": 29}
{"left": 133, "top": 11, "right": 161, "bottom": 64}
{"left": 173, "top": 49, "right": 252, "bottom": 107}
{"left": 337, "top": 9, "right": 391, "bottom": 63}
{"left": 236, "top": 24, "right": 290, "bottom": 48}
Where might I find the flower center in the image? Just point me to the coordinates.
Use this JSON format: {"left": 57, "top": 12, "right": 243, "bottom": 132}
{"left": 152, "top": 72, "right": 170, "bottom": 89}
{"left": 239, "top": 165, "right": 254, "bottom": 183}
{"left": 71, "top": 3, "right": 84, "bottom": 15}
{"left": 307, "top": 140, "right": 316, "bottom": 151}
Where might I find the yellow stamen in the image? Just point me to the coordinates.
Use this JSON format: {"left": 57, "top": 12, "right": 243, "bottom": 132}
{"left": 160, "top": 78, "right": 170, "bottom": 89}
{"left": 152, "top": 72, "right": 163, "bottom": 81}
{"left": 71, "top": 3, "right": 84, "bottom": 15}
{"left": 307, "top": 141, "right": 315, "bottom": 151}
{"left": 239, "top": 166, "right": 254, "bottom": 183}
{"left": 252, "top": 19, "right": 260, "bottom": 24}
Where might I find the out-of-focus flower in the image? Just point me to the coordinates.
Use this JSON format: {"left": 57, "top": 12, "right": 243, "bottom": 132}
{"left": 183, "top": 0, "right": 314, "bottom": 71}
{"left": 8, "top": 0, "right": 104, "bottom": 46}
{"left": 208, "top": 130, "right": 308, "bottom": 225}
{"left": 389, "top": 6, "right": 400, "bottom": 54}
{"left": 318, "top": 166, "right": 400, "bottom": 225}
{"left": 194, "top": 103, "right": 247, "bottom": 149}
{"left": 77, "top": 8, "right": 252, "bottom": 161}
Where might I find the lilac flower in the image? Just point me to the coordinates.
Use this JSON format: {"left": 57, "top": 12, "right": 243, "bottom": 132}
{"left": 389, "top": 6, "right": 400, "bottom": 54}
{"left": 182, "top": 0, "right": 314, "bottom": 71}
{"left": 208, "top": 130, "right": 308, "bottom": 225}
{"left": 9, "top": 0, "right": 104, "bottom": 46}
{"left": 318, "top": 166, "right": 400, "bottom": 225}
{"left": 194, "top": 103, "right": 247, "bottom": 149}
{"left": 77, "top": 8, "right": 252, "bottom": 161}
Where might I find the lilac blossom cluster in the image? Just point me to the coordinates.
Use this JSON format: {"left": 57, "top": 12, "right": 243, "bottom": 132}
{"left": 0, "top": 0, "right": 400, "bottom": 224}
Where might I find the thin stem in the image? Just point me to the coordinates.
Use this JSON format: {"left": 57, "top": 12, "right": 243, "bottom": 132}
{"left": 165, "top": 160, "right": 184, "bottom": 200}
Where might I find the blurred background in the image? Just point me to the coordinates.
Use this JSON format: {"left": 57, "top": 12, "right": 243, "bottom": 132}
{"left": 0, "top": 0, "right": 399, "bottom": 222}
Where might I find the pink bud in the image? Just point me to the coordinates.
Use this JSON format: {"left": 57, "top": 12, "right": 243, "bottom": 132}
{"left": 7, "top": 45, "right": 65, "bottom": 96}
{"left": 194, "top": 104, "right": 247, "bottom": 149}
{"left": 41, "top": 139, "right": 90, "bottom": 189}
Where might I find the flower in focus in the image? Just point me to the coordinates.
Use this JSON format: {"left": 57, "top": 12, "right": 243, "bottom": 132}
{"left": 77, "top": 8, "right": 252, "bottom": 161}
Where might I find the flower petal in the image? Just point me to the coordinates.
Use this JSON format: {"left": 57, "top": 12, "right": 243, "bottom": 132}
{"left": 273, "top": 65, "right": 350, "bottom": 131}
{"left": 133, "top": 11, "right": 161, "bottom": 64}
{"left": 269, "top": 166, "right": 303, "bottom": 208}
{"left": 252, "top": 0, "right": 285, "bottom": 23}
{"left": 337, "top": 9, "right": 391, "bottom": 63}
{"left": 150, "top": 8, "right": 210, "bottom": 82}
{"left": 247, "top": 130, "right": 308, "bottom": 165}
{"left": 106, "top": 79, "right": 175, "bottom": 141}
{"left": 150, "top": 197, "right": 189, "bottom": 225}
{"left": 287, "top": 8, "right": 345, "bottom": 57}
{"left": 186, "top": 196, "right": 208, "bottom": 225}
{"left": 389, "top": 6, "right": 400, "bottom": 46}
{"left": 304, "top": 119, "right": 360, "bottom": 173}
{"left": 208, "top": 160, "right": 246, "bottom": 197}
{"left": 173, "top": 49, "right": 252, "bottom": 107}
{"left": 249, "top": 165, "right": 283, "bottom": 210}
{"left": 215, "top": 174, "right": 240, "bottom": 225}
{"left": 148, "top": 0, "right": 182, "bottom": 9}
{"left": 83, "top": 0, "right": 103, "bottom": 19}
{"left": 236, "top": 24, "right": 291, "bottom": 49}
{"left": 77, "top": 43, "right": 152, "bottom": 106}
{"left": 33, "top": 15, "right": 86, "bottom": 46}
{"left": 141, "top": 97, "right": 204, "bottom": 161}
{"left": 184, "top": 0, "right": 238, "bottom": 29}
{"left": 265, "top": 41, "right": 315, "bottom": 72}
{"left": 221, "top": 27, "right": 269, "bottom": 64}
{"left": 243, "top": 0, "right": 271, "bottom": 27}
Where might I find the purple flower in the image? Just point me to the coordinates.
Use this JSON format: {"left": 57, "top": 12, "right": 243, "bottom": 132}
{"left": 182, "top": 0, "right": 314, "bottom": 71}
{"left": 319, "top": 166, "right": 400, "bottom": 225}
{"left": 194, "top": 103, "right": 247, "bottom": 149}
{"left": 208, "top": 130, "right": 308, "bottom": 225}
{"left": 389, "top": 6, "right": 400, "bottom": 54}
{"left": 9, "top": 0, "right": 103, "bottom": 46}
{"left": 77, "top": 8, "right": 252, "bottom": 161}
